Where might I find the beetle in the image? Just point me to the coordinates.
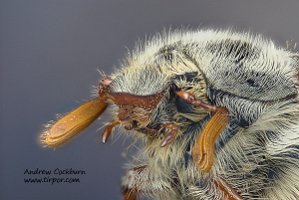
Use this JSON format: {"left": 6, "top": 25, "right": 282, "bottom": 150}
{"left": 40, "top": 29, "right": 299, "bottom": 200}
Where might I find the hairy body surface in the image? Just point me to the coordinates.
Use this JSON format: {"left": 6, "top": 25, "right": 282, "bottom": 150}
{"left": 41, "top": 29, "right": 299, "bottom": 200}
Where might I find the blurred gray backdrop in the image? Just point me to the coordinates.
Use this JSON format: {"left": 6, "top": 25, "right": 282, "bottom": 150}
{"left": 1, "top": 0, "right": 299, "bottom": 199}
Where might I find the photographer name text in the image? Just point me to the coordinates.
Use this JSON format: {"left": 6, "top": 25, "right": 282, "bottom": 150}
{"left": 24, "top": 168, "right": 86, "bottom": 175}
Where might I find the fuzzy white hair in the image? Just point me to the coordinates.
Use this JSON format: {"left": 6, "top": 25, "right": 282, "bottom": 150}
{"left": 117, "top": 29, "right": 299, "bottom": 200}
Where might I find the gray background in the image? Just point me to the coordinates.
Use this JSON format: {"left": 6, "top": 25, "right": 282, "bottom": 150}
{"left": 1, "top": 0, "right": 299, "bottom": 199}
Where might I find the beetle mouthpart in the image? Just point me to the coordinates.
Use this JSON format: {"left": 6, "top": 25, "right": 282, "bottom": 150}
{"left": 40, "top": 97, "right": 108, "bottom": 148}
{"left": 192, "top": 107, "right": 229, "bottom": 172}
{"left": 101, "top": 120, "right": 120, "bottom": 143}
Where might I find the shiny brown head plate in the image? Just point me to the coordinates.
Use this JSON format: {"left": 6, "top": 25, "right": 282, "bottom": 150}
{"left": 108, "top": 91, "right": 165, "bottom": 109}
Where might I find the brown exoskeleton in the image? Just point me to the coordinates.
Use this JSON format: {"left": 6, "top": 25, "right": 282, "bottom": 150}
{"left": 41, "top": 29, "right": 299, "bottom": 200}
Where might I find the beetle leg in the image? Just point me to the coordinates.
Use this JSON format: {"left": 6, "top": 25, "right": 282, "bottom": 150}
{"left": 122, "top": 187, "right": 137, "bottom": 200}
{"left": 160, "top": 123, "right": 179, "bottom": 147}
{"left": 176, "top": 90, "right": 229, "bottom": 172}
{"left": 101, "top": 120, "right": 120, "bottom": 143}
{"left": 214, "top": 178, "right": 244, "bottom": 200}
{"left": 176, "top": 90, "right": 217, "bottom": 112}
{"left": 122, "top": 165, "right": 169, "bottom": 200}
{"left": 122, "top": 166, "right": 146, "bottom": 200}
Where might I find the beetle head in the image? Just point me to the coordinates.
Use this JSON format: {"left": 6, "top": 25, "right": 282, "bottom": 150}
{"left": 99, "top": 66, "right": 176, "bottom": 140}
